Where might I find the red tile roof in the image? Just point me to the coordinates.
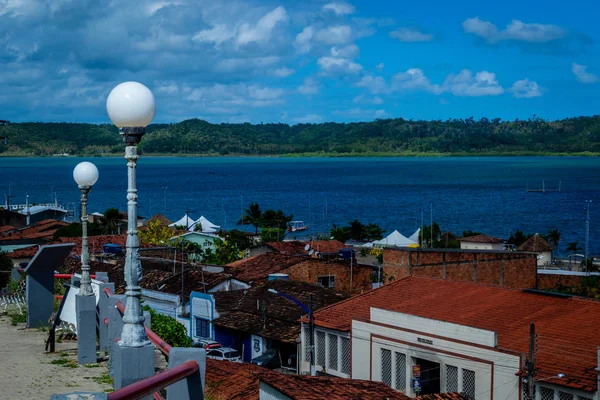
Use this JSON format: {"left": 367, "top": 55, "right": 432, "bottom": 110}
{"left": 204, "top": 359, "right": 265, "bottom": 400}
{"left": 266, "top": 240, "right": 348, "bottom": 255}
{"left": 226, "top": 253, "right": 308, "bottom": 282}
{"left": 517, "top": 234, "right": 553, "bottom": 252}
{"left": 310, "top": 276, "right": 600, "bottom": 392}
{"left": 0, "top": 225, "right": 16, "bottom": 234}
{"left": 258, "top": 373, "right": 410, "bottom": 400}
{"left": 266, "top": 241, "right": 308, "bottom": 254}
{"left": 5, "top": 245, "right": 39, "bottom": 258}
{"left": 459, "top": 234, "right": 504, "bottom": 243}
{"left": 57, "top": 234, "right": 128, "bottom": 255}
{"left": 307, "top": 240, "right": 347, "bottom": 254}
{"left": 1, "top": 219, "right": 69, "bottom": 241}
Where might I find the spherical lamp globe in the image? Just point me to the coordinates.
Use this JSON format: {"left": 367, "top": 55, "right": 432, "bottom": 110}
{"left": 73, "top": 162, "right": 99, "bottom": 187}
{"left": 106, "top": 81, "right": 155, "bottom": 128}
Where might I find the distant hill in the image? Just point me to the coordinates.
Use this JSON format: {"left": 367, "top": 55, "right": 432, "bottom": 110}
{"left": 1, "top": 116, "right": 599, "bottom": 156}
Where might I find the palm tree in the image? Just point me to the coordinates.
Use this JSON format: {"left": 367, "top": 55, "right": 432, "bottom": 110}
{"left": 547, "top": 229, "right": 561, "bottom": 253}
{"left": 566, "top": 241, "right": 582, "bottom": 255}
{"left": 237, "top": 202, "right": 262, "bottom": 234}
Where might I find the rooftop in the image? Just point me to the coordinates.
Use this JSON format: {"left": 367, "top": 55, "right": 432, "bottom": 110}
{"left": 458, "top": 234, "right": 504, "bottom": 244}
{"left": 517, "top": 233, "right": 554, "bottom": 252}
{"left": 266, "top": 240, "right": 348, "bottom": 255}
{"left": 259, "top": 373, "right": 411, "bottom": 400}
{"left": 212, "top": 279, "right": 346, "bottom": 343}
{"left": 310, "top": 276, "right": 600, "bottom": 392}
{"left": 226, "top": 253, "right": 308, "bottom": 282}
{"left": 204, "top": 359, "right": 265, "bottom": 400}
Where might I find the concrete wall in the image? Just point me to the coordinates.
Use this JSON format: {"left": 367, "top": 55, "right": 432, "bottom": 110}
{"left": 351, "top": 308, "right": 521, "bottom": 400}
{"left": 383, "top": 248, "right": 537, "bottom": 289}
{"left": 283, "top": 259, "right": 372, "bottom": 295}
{"left": 536, "top": 270, "right": 600, "bottom": 291}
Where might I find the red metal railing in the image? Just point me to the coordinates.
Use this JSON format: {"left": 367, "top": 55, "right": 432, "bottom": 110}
{"left": 54, "top": 273, "right": 96, "bottom": 279}
{"left": 107, "top": 360, "right": 198, "bottom": 400}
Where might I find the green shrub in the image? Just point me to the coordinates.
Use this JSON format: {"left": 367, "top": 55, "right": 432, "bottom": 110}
{"left": 143, "top": 306, "right": 193, "bottom": 348}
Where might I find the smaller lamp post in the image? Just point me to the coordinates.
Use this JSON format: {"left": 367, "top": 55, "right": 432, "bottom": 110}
{"left": 73, "top": 161, "right": 99, "bottom": 365}
{"left": 73, "top": 161, "right": 99, "bottom": 296}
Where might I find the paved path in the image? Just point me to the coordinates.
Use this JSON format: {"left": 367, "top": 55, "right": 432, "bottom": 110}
{"left": 0, "top": 315, "right": 112, "bottom": 399}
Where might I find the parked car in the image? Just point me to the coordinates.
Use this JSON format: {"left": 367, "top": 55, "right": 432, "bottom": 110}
{"left": 206, "top": 347, "right": 242, "bottom": 362}
{"left": 192, "top": 340, "right": 222, "bottom": 350}
{"left": 250, "top": 349, "right": 281, "bottom": 369}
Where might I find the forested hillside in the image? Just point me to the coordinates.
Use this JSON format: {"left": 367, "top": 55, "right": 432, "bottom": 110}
{"left": 1, "top": 116, "right": 599, "bottom": 156}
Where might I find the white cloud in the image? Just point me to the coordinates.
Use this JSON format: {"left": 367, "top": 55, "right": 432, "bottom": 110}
{"left": 322, "top": 2, "right": 355, "bottom": 15}
{"left": 333, "top": 108, "right": 387, "bottom": 119}
{"left": 443, "top": 70, "right": 504, "bottom": 96}
{"left": 510, "top": 79, "right": 544, "bottom": 98}
{"left": 295, "top": 26, "right": 315, "bottom": 53}
{"left": 192, "top": 24, "right": 234, "bottom": 46}
{"left": 317, "top": 56, "right": 362, "bottom": 75}
{"left": 215, "top": 56, "right": 280, "bottom": 73}
{"left": 572, "top": 63, "right": 599, "bottom": 84}
{"left": 375, "top": 109, "right": 388, "bottom": 118}
{"left": 315, "top": 25, "right": 353, "bottom": 45}
{"left": 294, "top": 114, "right": 323, "bottom": 123}
{"left": 390, "top": 28, "right": 433, "bottom": 42}
{"left": 236, "top": 6, "right": 288, "bottom": 46}
{"left": 330, "top": 44, "right": 359, "bottom": 59}
{"left": 462, "top": 17, "right": 565, "bottom": 43}
{"left": 353, "top": 94, "right": 384, "bottom": 105}
{"left": 186, "top": 83, "right": 285, "bottom": 109}
{"left": 272, "top": 67, "right": 295, "bottom": 77}
{"left": 356, "top": 75, "right": 388, "bottom": 94}
{"left": 298, "top": 77, "right": 321, "bottom": 95}
{"left": 392, "top": 68, "right": 441, "bottom": 93}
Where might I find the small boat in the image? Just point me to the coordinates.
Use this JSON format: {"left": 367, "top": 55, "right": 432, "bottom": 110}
{"left": 288, "top": 221, "right": 308, "bottom": 232}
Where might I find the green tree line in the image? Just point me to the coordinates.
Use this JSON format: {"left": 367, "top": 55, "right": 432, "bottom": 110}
{"left": 1, "top": 116, "right": 600, "bottom": 156}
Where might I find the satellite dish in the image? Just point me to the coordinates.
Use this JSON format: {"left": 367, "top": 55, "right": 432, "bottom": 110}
{"left": 304, "top": 244, "right": 311, "bottom": 251}
{"left": 309, "top": 249, "right": 315, "bottom": 256}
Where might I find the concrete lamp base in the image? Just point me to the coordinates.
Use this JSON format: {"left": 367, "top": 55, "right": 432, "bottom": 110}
{"left": 112, "top": 342, "right": 155, "bottom": 392}
{"left": 76, "top": 294, "right": 98, "bottom": 365}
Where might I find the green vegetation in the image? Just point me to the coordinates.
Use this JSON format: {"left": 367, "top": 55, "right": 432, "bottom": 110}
{"left": 9, "top": 312, "right": 26, "bottom": 325}
{"left": 143, "top": 306, "right": 193, "bottom": 348}
{"left": 330, "top": 220, "right": 385, "bottom": 242}
{"left": 2, "top": 116, "right": 600, "bottom": 156}
{"left": 92, "top": 373, "right": 114, "bottom": 385}
{"left": 238, "top": 202, "right": 294, "bottom": 242}
{"left": 50, "top": 357, "right": 77, "bottom": 368}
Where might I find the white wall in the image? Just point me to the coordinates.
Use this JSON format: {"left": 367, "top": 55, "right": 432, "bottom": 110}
{"left": 537, "top": 251, "right": 553, "bottom": 266}
{"left": 460, "top": 242, "right": 504, "bottom": 251}
{"left": 299, "top": 323, "right": 351, "bottom": 378}
{"left": 259, "top": 382, "right": 292, "bottom": 400}
{"left": 351, "top": 308, "right": 521, "bottom": 400}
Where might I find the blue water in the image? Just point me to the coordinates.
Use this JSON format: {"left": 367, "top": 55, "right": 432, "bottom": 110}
{"left": 1, "top": 156, "right": 598, "bottom": 255}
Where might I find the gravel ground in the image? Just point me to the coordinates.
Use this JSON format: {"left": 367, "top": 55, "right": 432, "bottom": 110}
{"left": 0, "top": 315, "right": 113, "bottom": 399}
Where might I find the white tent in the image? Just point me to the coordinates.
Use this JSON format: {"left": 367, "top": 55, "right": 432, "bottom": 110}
{"left": 169, "top": 214, "right": 195, "bottom": 229}
{"left": 373, "top": 230, "right": 417, "bottom": 247}
{"left": 190, "top": 216, "right": 220, "bottom": 233}
{"left": 408, "top": 228, "right": 420, "bottom": 243}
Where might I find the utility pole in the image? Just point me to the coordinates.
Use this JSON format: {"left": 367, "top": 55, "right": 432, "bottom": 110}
{"left": 584, "top": 200, "right": 592, "bottom": 272}
{"left": 309, "top": 294, "right": 316, "bottom": 376}
{"left": 525, "top": 323, "right": 536, "bottom": 400}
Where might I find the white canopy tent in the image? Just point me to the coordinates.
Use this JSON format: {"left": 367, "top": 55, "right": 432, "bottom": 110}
{"left": 373, "top": 230, "right": 418, "bottom": 247}
{"left": 408, "top": 228, "right": 420, "bottom": 244}
{"left": 169, "top": 214, "right": 195, "bottom": 229}
{"left": 190, "top": 216, "right": 220, "bottom": 233}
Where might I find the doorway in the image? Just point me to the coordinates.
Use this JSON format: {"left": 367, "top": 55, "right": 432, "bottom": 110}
{"left": 415, "top": 358, "right": 440, "bottom": 395}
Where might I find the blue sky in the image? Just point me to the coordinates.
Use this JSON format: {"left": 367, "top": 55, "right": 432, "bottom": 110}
{"left": 1, "top": 0, "right": 598, "bottom": 124}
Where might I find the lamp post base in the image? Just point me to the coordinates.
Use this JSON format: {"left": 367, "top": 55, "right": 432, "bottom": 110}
{"left": 112, "top": 341, "right": 155, "bottom": 393}
{"left": 76, "top": 294, "right": 97, "bottom": 365}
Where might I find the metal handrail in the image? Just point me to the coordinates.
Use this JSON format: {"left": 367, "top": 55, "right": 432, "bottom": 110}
{"left": 107, "top": 360, "right": 199, "bottom": 400}
{"left": 54, "top": 273, "right": 96, "bottom": 279}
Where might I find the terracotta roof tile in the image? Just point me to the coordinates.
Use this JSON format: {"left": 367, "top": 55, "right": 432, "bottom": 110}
{"left": 204, "top": 359, "right": 265, "bottom": 400}
{"left": 266, "top": 241, "right": 308, "bottom": 255}
{"left": 310, "top": 276, "right": 600, "bottom": 392}
{"left": 459, "top": 234, "right": 504, "bottom": 243}
{"left": 5, "top": 245, "right": 39, "bottom": 258}
{"left": 258, "top": 373, "right": 410, "bottom": 400}
{"left": 517, "top": 234, "right": 553, "bottom": 252}
{"left": 306, "top": 240, "right": 348, "bottom": 254}
{"left": 226, "top": 253, "right": 308, "bottom": 282}
{"left": 144, "top": 214, "right": 173, "bottom": 226}
{"left": 0, "top": 225, "right": 16, "bottom": 234}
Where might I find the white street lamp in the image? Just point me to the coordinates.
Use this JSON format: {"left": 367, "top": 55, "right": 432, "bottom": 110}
{"left": 73, "top": 161, "right": 99, "bottom": 296}
{"left": 107, "top": 81, "right": 155, "bottom": 348}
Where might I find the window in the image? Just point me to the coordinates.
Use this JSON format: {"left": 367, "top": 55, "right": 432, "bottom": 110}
{"left": 195, "top": 318, "right": 210, "bottom": 338}
{"left": 381, "top": 349, "right": 392, "bottom": 387}
{"left": 328, "top": 333, "right": 338, "bottom": 371}
{"left": 559, "top": 393, "right": 574, "bottom": 400}
{"left": 204, "top": 240, "right": 211, "bottom": 248}
{"left": 577, "top": 396, "right": 593, "bottom": 400}
{"left": 341, "top": 337, "right": 351, "bottom": 375}
{"left": 317, "top": 275, "right": 335, "bottom": 288}
{"left": 446, "top": 365, "right": 458, "bottom": 392}
{"left": 541, "top": 387, "right": 554, "bottom": 400}
{"left": 316, "top": 331, "right": 326, "bottom": 366}
{"left": 395, "top": 352, "right": 406, "bottom": 391}
{"left": 462, "top": 369, "right": 475, "bottom": 399}
{"left": 207, "top": 350, "right": 222, "bottom": 357}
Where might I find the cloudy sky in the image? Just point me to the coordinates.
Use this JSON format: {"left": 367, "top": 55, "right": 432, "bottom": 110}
{"left": 1, "top": 0, "right": 598, "bottom": 124}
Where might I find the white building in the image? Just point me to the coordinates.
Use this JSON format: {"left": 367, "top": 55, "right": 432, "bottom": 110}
{"left": 300, "top": 276, "right": 599, "bottom": 400}
{"left": 517, "top": 234, "right": 553, "bottom": 267}
{"left": 459, "top": 235, "right": 505, "bottom": 251}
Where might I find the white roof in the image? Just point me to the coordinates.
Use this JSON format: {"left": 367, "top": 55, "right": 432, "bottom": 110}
{"left": 190, "top": 216, "right": 220, "bottom": 233}
{"left": 408, "top": 228, "right": 420, "bottom": 243}
{"left": 373, "top": 230, "right": 417, "bottom": 247}
{"left": 18, "top": 205, "right": 67, "bottom": 215}
{"left": 169, "top": 214, "right": 195, "bottom": 229}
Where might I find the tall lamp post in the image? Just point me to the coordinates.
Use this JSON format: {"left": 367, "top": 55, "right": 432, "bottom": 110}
{"left": 268, "top": 288, "right": 316, "bottom": 376}
{"left": 73, "top": 161, "right": 99, "bottom": 364}
{"left": 106, "top": 81, "right": 156, "bottom": 388}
